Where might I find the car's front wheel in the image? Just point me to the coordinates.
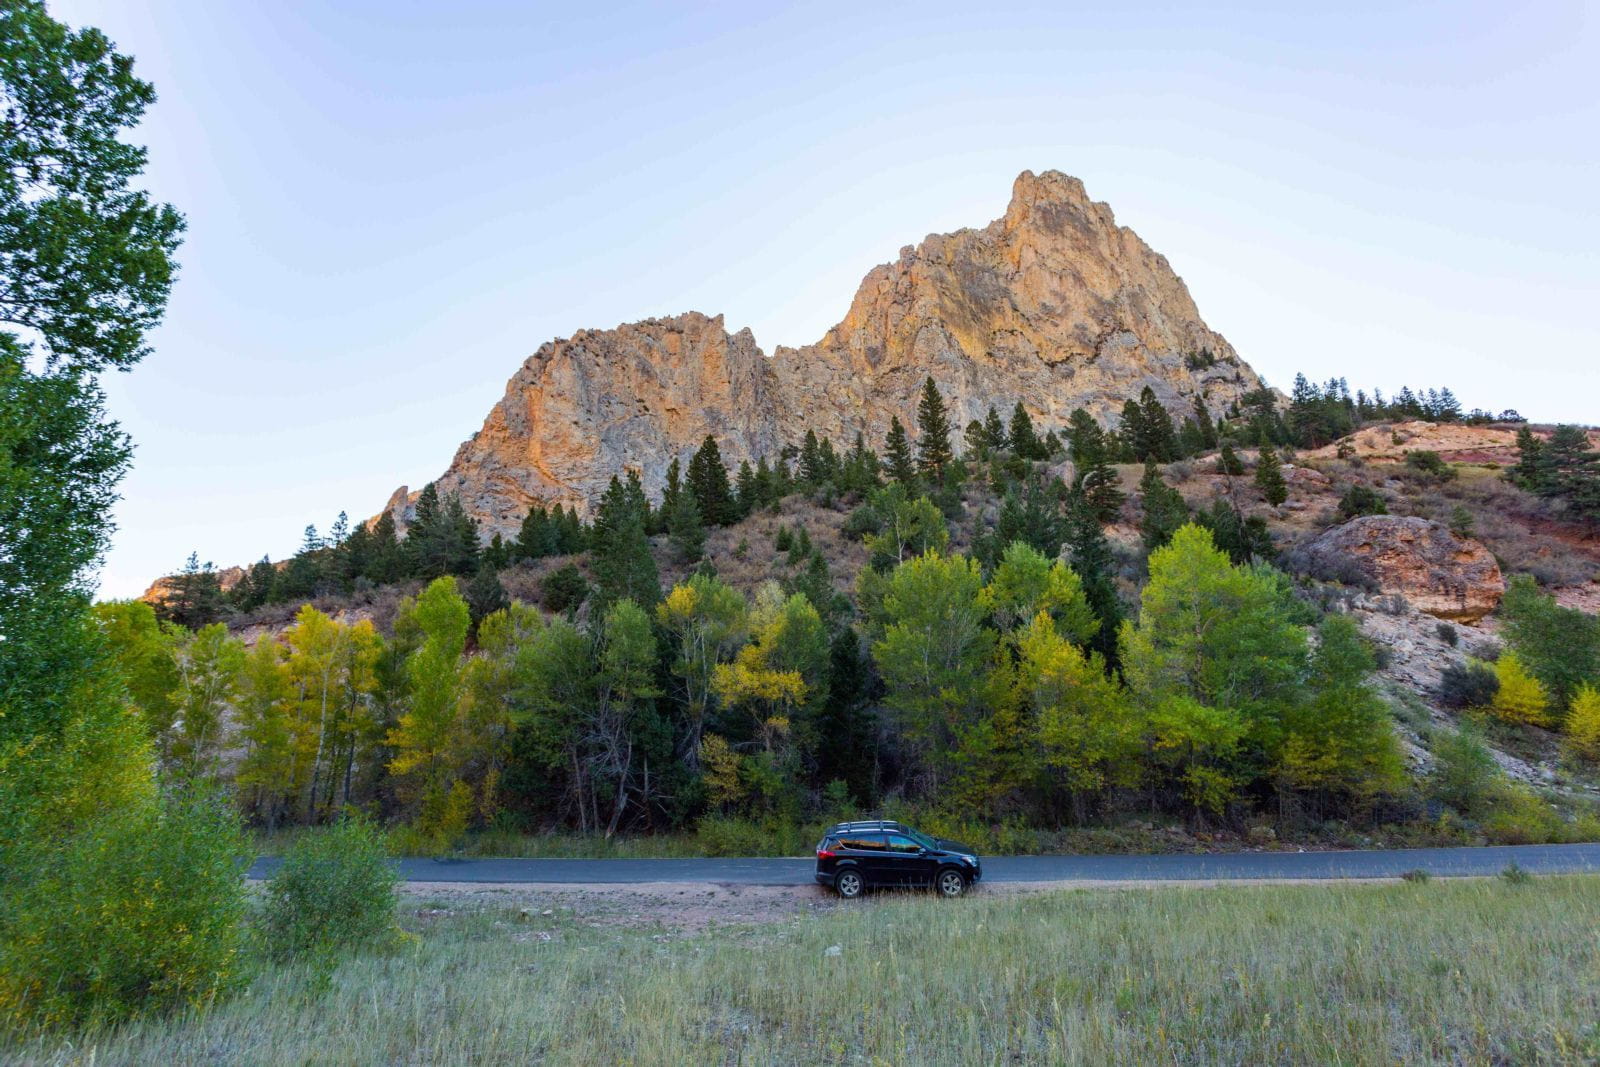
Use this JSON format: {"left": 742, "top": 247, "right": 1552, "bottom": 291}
{"left": 835, "top": 869, "right": 864, "bottom": 899}
{"left": 936, "top": 868, "right": 968, "bottom": 898}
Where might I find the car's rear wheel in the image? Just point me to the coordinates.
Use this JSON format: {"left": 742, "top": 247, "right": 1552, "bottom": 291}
{"left": 834, "top": 869, "right": 864, "bottom": 898}
{"left": 936, "top": 868, "right": 968, "bottom": 898}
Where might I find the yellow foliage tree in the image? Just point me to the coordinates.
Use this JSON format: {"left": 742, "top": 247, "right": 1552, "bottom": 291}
{"left": 1564, "top": 684, "right": 1600, "bottom": 763}
{"left": 1491, "top": 652, "right": 1553, "bottom": 727}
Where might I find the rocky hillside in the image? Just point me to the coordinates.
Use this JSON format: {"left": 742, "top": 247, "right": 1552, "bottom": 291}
{"left": 397, "top": 170, "right": 1265, "bottom": 534}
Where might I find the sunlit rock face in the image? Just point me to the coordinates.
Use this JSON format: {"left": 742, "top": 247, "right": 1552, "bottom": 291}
{"left": 398, "top": 170, "right": 1264, "bottom": 533}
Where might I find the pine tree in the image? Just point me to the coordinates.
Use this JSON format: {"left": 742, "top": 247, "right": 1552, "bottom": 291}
{"left": 591, "top": 475, "right": 660, "bottom": 609}
{"left": 1197, "top": 498, "right": 1274, "bottom": 565}
{"left": 1191, "top": 395, "right": 1219, "bottom": 450}
{"left": 1064, "top": 493, "right": 1123, "bottom": 670}
{"left": 464, "top": 563, "right": 509, "bottom": 636}
{"left": 515, "top": 504, "right": 552, "bottom": 561}
{"left": 983, "top": 406, "right": 1008, "bottom": 452}
{"left": 1255, "top": 445, "right": 1288, "bottom": 506}
{"left": 799, "top": 429, "right": 825, "bottom": 487}
{"left": 963, "top": 419, "right": 989, "bottom": 457}
{"left": 686, "top": 435, "right": 735, "bottom": 525}
{"left": 735, "top": 459, "right": 758, "bottom": 516}
{"left": 1009, "top": 401, "right": 1044, "bottom": 460}
{"left": 1136, "top": 387, "right": 1178, "bottom": 462}
{"left": 656, "top": 458, "right": 684, "bottom": 535}
{"left": 1218, "top": 441, "right": 1245, "bottom": 476}
{"left": 1138, "top": 461, "right": 1189, "bottom": 551}
{"left": 666, "top": 481, "right": 706, "bottom": 562}
{"left": 1118, "top": 399, "right": 1145, "bottom": 462}
{"left": 164, "top": 551, "right": 227, "bottom": 629}
{"left": 1067, "top": 410, "right": 1123, "bottom": 522}
{"left": 1511, "top": 426, "right": 1547, "bottom": 490}
{"left": 916, "top": 377, "right": 954, "bottom": 481}
{"left": 1066, "top": 408, "right": 1102, "bottom": 468}
{"left": 483, "top": 532, "right": 509, "bottom": 570}
{"left": 884, "top": 415, "right": 918, "bottom": 486}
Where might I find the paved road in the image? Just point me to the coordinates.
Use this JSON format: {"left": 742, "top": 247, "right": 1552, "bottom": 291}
{"left": 248, "top": 842, "right": 1600, "bottom": 885}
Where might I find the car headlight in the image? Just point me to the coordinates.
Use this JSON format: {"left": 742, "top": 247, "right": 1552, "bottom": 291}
{"left": 960, "top": 854, "right": 978, "bottom": 866}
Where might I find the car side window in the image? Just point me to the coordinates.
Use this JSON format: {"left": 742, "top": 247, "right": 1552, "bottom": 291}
{"left": 883, "top": 834, "right": 921, "bottom": 854}
{"left": 838, "top": 834, "right": 887, "bottom": 852}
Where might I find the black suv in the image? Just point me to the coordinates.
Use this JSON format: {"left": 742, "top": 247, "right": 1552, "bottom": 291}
{"left": 814, "top": 820, "right": 981, "bottom": 898}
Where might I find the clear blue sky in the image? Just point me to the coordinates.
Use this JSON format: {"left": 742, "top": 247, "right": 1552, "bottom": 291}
{"left": 51, "top": 1, "right": 1598, "bottom": 599}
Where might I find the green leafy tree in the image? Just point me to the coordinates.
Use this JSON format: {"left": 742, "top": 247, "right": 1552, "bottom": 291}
{"left": 657, "top": 574, "right": 749, "bottom": 768}
{"left": 1018, "top": 612, "right": 1135, "bottom": 812}
{"left": 1500, "top": 576, "right": 1600, "bottom": 711}
{"left": 168, "top": 623, "right": 246, "bottom": 779}
{"left": 980, "top": 541, "right": 1097, "bottom": 644}
{"left": 1120, "top": 525, "right": 1308, "bottom": 811}
{"left": 870, "top": 551, "right": 994, "bottom": 792}
{"left": 234, "top": 634, "right": 294, "bottom": 829}
{"left": 589, "top": 600, "right": 660, "bottom": 835}
{"left": 387, "top": 577, "right": 471, "bottom": 831}
{"left": 1275, "top": 615, "right": 1403, "bottom": 801}
{"left": 861, "top": 482, "right": 949, "bottom": 569}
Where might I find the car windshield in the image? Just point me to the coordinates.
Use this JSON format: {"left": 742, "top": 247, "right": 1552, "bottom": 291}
{"left": 903, "top": 827, "right": 937, "bottom": 850}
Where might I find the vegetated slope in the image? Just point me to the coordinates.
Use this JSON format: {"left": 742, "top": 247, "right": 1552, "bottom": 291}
{"left": 391, "top": 170, "right": 1266, "bottom": 533}
{"left": 220, "top": 418, "right": 1600, "bottom": 817}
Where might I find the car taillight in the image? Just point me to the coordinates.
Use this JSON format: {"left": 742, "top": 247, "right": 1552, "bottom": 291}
{"left": 816, "top": 849, "right": 835, "bottom": 859}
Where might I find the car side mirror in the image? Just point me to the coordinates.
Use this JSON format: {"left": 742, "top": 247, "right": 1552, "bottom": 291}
{"left": 917, "top": 847, "right": 929, "bottom": 856}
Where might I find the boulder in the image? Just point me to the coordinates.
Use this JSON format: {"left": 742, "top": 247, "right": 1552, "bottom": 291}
{"left": 1302, "top": 516, "right": 1504, "bottom": 622}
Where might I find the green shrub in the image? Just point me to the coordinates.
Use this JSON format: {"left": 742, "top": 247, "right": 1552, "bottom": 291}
{"left": 1500, "top": 861, "right": 1533, "bottom": 884}
{"left": 1400, "top": 869, "right": 1431, "bottom": 883}
{"left": 1336, "top": 484, "right": 1387, "bottom": 521}
{"left": 1481, "top": 786, "right": 1566, "bottom": 846}
{"left": 1404, "top": 450, "right": 1455, "bottom": 480}
{"left": 1437, "top": 660, "right": 1498, "bottom": 709}
{"left": 540, "top": 564, "right": 588, "bottom": 614}
{"left": 1429, "top": 727, "right": 1501, "bottom": 817}
{"left": 0, "top": 789, "right": 251, "bottom": 1032}
{"left": 262, "top": 817, "right": 400, "bottom": 962}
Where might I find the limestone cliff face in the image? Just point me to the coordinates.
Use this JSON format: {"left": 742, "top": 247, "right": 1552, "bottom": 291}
{"left": 398, "top": 170, "right": 1265, "bottom": 532}
{"left": 424, "top": 313, "right": 784, "bottom": 531}
{"left": 768, "top": 170, "right": 1259, "bottom": 444}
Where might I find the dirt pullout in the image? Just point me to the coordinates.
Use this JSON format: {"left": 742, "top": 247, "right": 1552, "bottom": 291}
{"left": 399, "top": 878, "right": 1403, "bottom": 931}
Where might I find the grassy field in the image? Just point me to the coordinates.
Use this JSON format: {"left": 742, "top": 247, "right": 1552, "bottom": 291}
{"left": 17, "top": 877, "right": 1600, "bottom": 1065}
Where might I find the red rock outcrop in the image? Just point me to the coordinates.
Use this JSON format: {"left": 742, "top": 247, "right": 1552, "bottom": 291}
{"left": 1301, "top": 516, "right": 1505, "bottom": 622}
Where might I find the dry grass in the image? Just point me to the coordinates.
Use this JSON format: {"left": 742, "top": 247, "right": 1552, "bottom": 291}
{"left": 22, "top": 876, "right": 1600, "bottom": 1065}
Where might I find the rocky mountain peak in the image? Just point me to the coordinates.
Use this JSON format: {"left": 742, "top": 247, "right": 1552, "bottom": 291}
{"left": 391, "top": 170, "right": 1266, "bottom": 533}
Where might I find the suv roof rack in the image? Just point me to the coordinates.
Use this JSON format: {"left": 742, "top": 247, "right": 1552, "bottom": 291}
{"left": 826, "top": 820, "right": 906, "bottom": 833}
